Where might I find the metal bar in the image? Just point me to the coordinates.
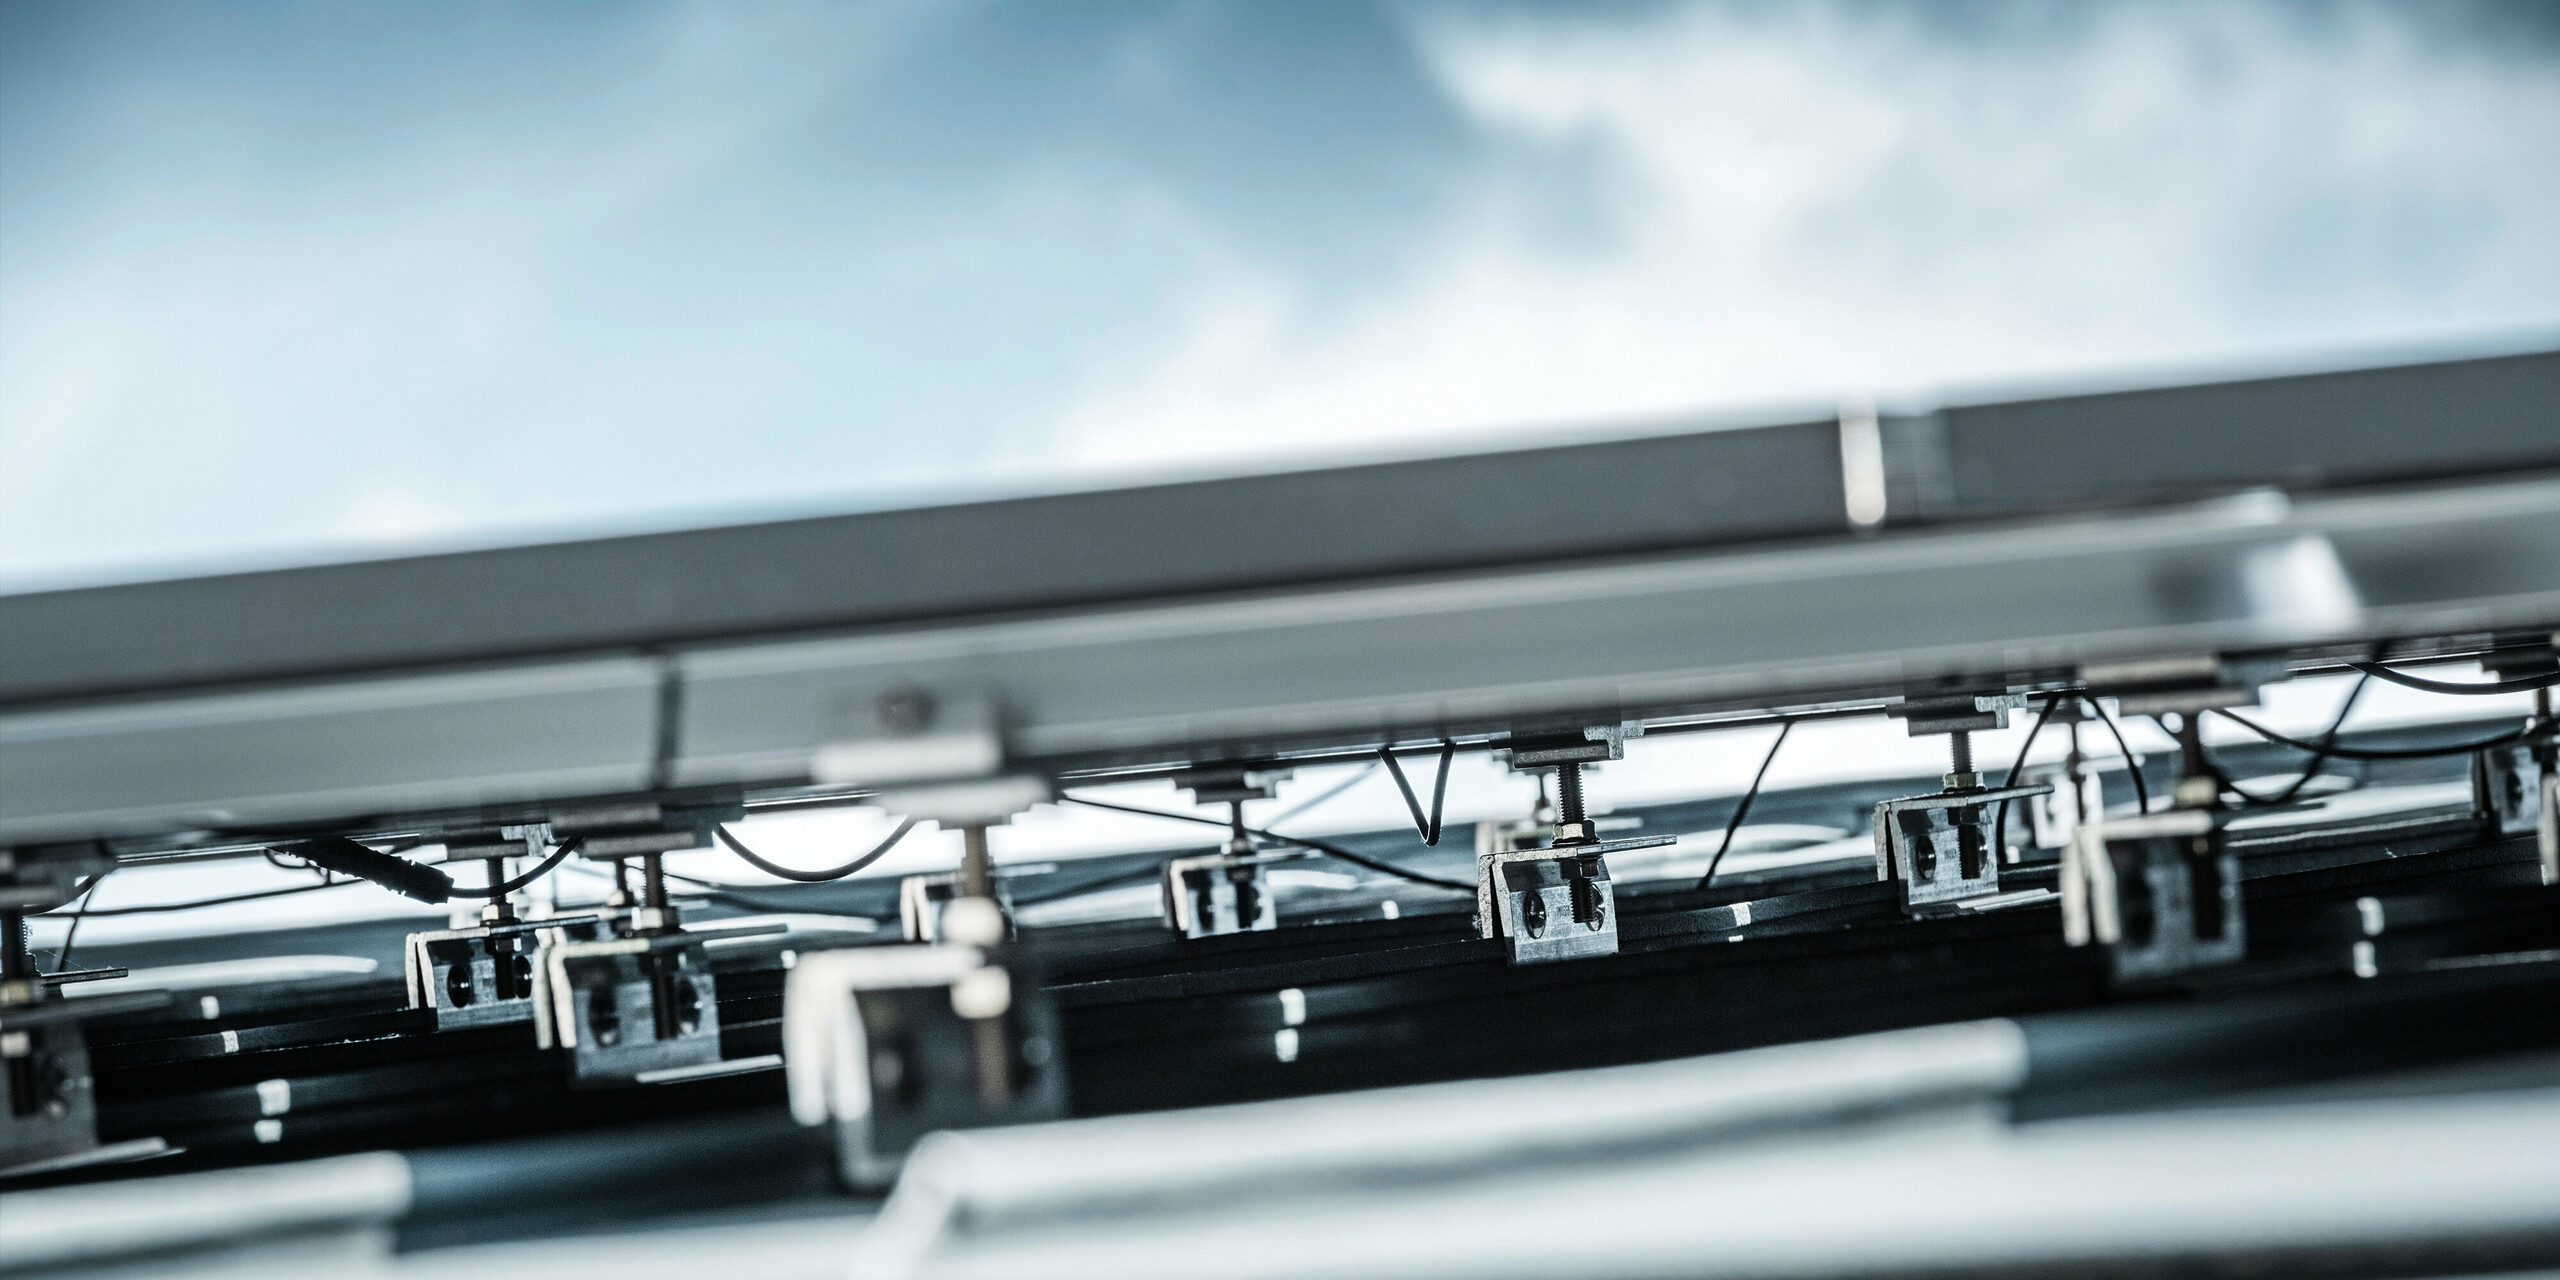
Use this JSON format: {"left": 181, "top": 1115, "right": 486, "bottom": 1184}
{"left": 8, "top": 475, "right": 2560, "bottom": 847}
{"left": 4, "top": 350, "right": 2550, "bottom": 709}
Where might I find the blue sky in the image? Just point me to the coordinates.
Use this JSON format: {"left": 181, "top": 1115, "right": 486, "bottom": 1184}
{"left": 5, "top": 0, "right": 2556, "bottom": 588}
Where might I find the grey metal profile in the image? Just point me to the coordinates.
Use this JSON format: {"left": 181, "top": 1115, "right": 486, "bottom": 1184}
{"left": 3, "top": 349, "right": 2552, "bottom": 708}
{"left": 6, "top": 472, "right": 2558, "bottom": 846}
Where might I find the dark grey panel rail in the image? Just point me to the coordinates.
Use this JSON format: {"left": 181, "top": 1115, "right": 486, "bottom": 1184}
{"left": 3, "top": 348, "right": 2553, "bottom": 708}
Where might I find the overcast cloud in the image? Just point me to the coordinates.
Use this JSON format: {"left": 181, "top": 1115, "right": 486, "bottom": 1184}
{"left": 4, "top": 1, "right": 2555, "bottom": 588}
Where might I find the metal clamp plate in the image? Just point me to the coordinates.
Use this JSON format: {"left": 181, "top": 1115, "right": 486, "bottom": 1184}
{"left": 1161, "top": 849, "right": 1308, "bottom": 938}
{"left": 1475, "top": 835, "right": 1671, "bottom": 964}
{"left": 532, "top": 933, "right": 723, "bottom": 1086}
{"left": 1873, "top": 784, "right": 2048, "bottom": 911}
{"left": 2062, "top": 808, "right": 2245, "bottom": 984}
{"left": 782, "top": 945, "right": 1067, "bottom": 1189}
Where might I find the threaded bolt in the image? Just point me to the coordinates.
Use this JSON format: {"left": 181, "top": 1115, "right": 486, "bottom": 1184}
{"left": 486, "top": 857, "right": 515, "bottom": 922}
{"left": 1555, "top": 762, "right": 1587, "bottom": 827}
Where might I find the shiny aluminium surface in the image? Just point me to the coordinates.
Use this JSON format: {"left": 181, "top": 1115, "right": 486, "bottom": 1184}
{"left": 5, "top": 348, "right": 2555, "bottom": 709}
{"left": 5, "top": 473, "right": 2559, "bottom": 845}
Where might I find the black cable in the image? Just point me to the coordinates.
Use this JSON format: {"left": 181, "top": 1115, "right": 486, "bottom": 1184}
{"left": 51, "top": 871, "right": 111, "bottom": 969}
{"left": 716, "top": 818, "right": 917, "bottom": 883}
{"left": 290, "top": 834, "right": 454, "bottom": 903}
{"left": 1378, "top": 741, "right": 1456, "bottom": 846}
{"left": 1010, "top": 863, "right": 1180, "bottom": 907}
{"left": 446, "top": 839, "right": 581, "bottom": 899}
{"left": 2235, "top": 674, "right": 2373, "bottom": 805}
{"left": 552, "top": 862, "right": 863, "bottom": 919}
{"left": 1020, "top": 768, "right": 1386, "bottom": 911}
{"left": 1697, "top": 720, "right": 1793, "bottom": 892}
{"left": 2212, "top": 709, "right": 2541, "bottom": 760}
{"left": 59, "top": 879, "right": 356, "bottom": 917}
{"left": 2168, "top": 676, "right": 2371, "bottom": 808}
{"left": 657, "top": 870, "right": 873, "bottom": 918}
{"left": 1990, "top": 694, "right": 2065, "bottom": 857}
{"left": 1061, "top": 795, "right": 1472, "bottom": 891}
{"left": 2348, "top": 660, "right": 2560, "bottom": 696}
{"left": 2151, "top": 713, "right": 2236, "bottom": 803}
{"left": 2080, "top": 695, "right": 2151, "bottom": 815}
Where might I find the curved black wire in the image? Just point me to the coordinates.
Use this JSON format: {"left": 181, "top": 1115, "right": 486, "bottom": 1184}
{"left": 1378, "top": 740, "right": 1456, "bottom": 846}
{"left": 716, "top": 818, "right": 917, "bottom": 883}
{"left": 2168, "top": 675, "right": 2374, "bottom": 808}
{"left": 446, "top": 839, "right": 582, "bottom": 898}
{"left": 2349, "top": 660, "right": 2560, "bottom": 696}
{"left": 2080, "top": 695, "right": 2151, "bottom": 815}
{"left": 1989, "top": 694, "right": 2065, "bottom": 858}
{"left": 1061, "top": 795, "right": 1472, "bottom": 891}
{"left": 1010, "top": 863, "right": 1177, "bottom": 907}
{"left": 2151, "top": 713, "right": 2241, "bottom": 806}
{"left": 49, "top": 871, "right": 111, "bottom": 968}
{"left": 2212, "top": 709, "right": 2541, "bottom": 760}
{"left": 553, "top": 861, "right": 878, "bottom": 919}
{"left": 60, "top": 879, "right": 356, "bottom": 917}
{"left": 2231, "top": 674, "right": 2373, "bottom": 805}
{"left": 1696, "top": 720, "right": 1794, "bottom": 893}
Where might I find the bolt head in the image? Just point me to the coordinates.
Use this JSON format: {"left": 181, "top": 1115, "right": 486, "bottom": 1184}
{"left": 1519, "top": 891, "right": 1547, "bottom": 938}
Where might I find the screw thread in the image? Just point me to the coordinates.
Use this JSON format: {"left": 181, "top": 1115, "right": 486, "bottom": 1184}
{"left": 486, "top": 857, "right": 515, "bottom": 921}
{"left": 1556, "top": 762, "right": 1587, "bottom": 827}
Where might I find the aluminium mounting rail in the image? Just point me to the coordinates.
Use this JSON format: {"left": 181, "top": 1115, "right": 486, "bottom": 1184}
{"left": 2, "top": 348, "right": 2556, "bottom": 846}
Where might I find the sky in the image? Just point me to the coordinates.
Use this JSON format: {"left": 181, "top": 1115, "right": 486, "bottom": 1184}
{"left": 4, "top": 0, "right": 2557, "bottom": 590}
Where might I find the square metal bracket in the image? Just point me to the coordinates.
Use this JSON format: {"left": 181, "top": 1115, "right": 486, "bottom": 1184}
{"left": 1872, "top": 783, "right": 2047, "bottom": 910}
{"left": 782, "top": 945, "right": 1067, "bottom": 1189}
{"left": 1, "top": 989, "right": 168, "bottom": 1176}
{"left": 2473, "top": 740, "right": 2547, "bottom": 839}
{"left": 1162, "top": 849, "right": 1306, "bottom": 938}
{"left": 2021, "top": 763, "right": 2105, "bottom": 856}
{"left": 535, "top": 932, "right": 730, "bottom": 1086}
{"left": 405, "top": 914, "right": 603, "bottom": 1029}
{"left": 1475, "top": 835, "right": 1669, "bottom": 964}
{"left": 2062, "top": 808, "right": 2245, "bottom": 984}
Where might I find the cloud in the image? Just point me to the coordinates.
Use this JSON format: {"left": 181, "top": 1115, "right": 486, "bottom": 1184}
{"left": 0, "top": 2, "right": 935, "bottom": 584}
{"left": 1050, "top": 1, "right": 2560, "bottom": 472}
{"left": 6, "top": 2, "right": 2554, "bottom": 588}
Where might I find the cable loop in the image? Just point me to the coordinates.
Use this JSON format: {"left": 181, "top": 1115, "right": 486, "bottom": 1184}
{"left": 717, "top": 818, "right": 917, "bottom": 883}
{"left": 1378, "top": 740, "right": 1456, "bottom": 846}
